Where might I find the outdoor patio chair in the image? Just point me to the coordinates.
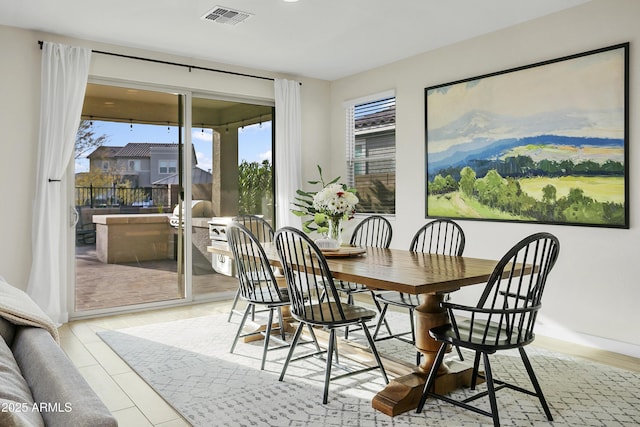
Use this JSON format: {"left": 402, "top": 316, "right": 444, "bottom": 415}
{"left": 75, "top": 206, "right": 96, "bottom": 245}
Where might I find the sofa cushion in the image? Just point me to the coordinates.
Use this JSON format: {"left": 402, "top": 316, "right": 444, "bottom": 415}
{"left": 0, "top": 317, "right": 15, "bottom": 347}
{"left": 0, "top": 335, "right": 44, "bottom": 427}
{"left": 12, "top": 327, "right": 117, "bottom": 427}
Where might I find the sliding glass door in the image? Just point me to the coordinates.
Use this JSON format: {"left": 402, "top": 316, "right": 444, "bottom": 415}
{"left": 73, "top": 82, "right": 186, "bottom": 313}
{"left": 71, "top": 82, "right": 275, "bottom": 316}
{"left": 190, "top": 95, "right": 274, "bottom": 299}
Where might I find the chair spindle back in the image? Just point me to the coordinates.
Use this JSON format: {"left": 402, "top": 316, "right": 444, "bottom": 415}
{"left": 232, "top": 215, "right": 274, "bottom": 243}
{"left": 350, "top": 215, "right": 392, "bottom": 248}
{"left": 410, "top": 219, "right": 465, "bottom": 255}
{"left": 449, "top": 232, "right": 560, "bottom": 349}
{"left": 227, "top": 223, "right": 284, "bottom": 304}
{"left": 274, "top": 227, "right": 349, "bottom": 325}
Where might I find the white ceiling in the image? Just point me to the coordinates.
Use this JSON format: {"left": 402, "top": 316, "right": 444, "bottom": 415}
{"left": 0, "top": 0, "right": 590, "bottom": 81}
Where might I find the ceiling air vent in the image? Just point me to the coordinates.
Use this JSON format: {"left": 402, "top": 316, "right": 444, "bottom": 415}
{"left": 201, "top": 6, "right": 253, "bottom": 26}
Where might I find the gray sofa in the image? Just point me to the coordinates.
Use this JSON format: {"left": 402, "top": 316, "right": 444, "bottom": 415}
{"left": 0, "top": 312, "right": 117, "bottom": 426}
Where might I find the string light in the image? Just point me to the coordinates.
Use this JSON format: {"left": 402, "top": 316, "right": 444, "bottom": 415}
{"left": 129, "top": 119, "right": 133, "bottom": 131}
{"left": 80, "top": 114, "right": 270, "bottom": 129}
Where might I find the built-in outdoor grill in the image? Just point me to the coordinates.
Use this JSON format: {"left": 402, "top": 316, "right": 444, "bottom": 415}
{"left": 169, "top": 200, "right": 213, "bottom": 228}
{"left": 169, "top": 200, "right": 224, "bottom": 275}
{"left": 209, "top": 216, "right": 235, "bottom": 276}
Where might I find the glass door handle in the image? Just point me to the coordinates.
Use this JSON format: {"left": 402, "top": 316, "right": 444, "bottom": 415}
{"left": 71, "top": 206, "right": 79, "bottom": 227}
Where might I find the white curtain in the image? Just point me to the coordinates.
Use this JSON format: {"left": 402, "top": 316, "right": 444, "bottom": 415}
{"left": 27, "top": 42, "right": 91, "bottom": 324}
{"left": 274, "top": 79, "right": 302, "bottom": 229}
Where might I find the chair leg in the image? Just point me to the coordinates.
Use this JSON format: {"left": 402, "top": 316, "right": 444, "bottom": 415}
{"left": 482, "top": 353, "right": 500, "bottom": 427}
{"left": 344, "top": 293, "right": 353, "bottom": 339}
{"left": 277, "top": 307, "right": 286, "bottom": 341}
{"left": 307, "top": 324, "right": 322, "bottom": 352}
{"left": 409, "top": 308, "right": 422, "bottom": 366}
{"left": 455, "top": 345, "right": 465, "bottom": 361}
{"left": 373, "top": 304, "right": 390, "bottom": 340}
{"left": 519, "top": 347, "right": 553, "bottom": 421}
{"left": 279, "top": 322, "right": 304, "bottom": 382}
{"left": 227, "top": 288, "right": 241, "bottom": 322}
{"left": 260, "top": 308, "right": 274, "bottom": 370}
{"left": 416, "top": 342, "right": 448, "bottom": 413}
{"left": 361, "top": 321, "right": 388, "bottom": 384}
{"left": 409, "top": 308, "right": 416, "bottom": 344}
{"left": 230, "top": 304, "right": 252, "bottom": 354}
{"left": 371, "top": 291, "right": 393, "bottom": 336}
{"left": 323, "top": 329, "right": 336, "bottom": 404}
{"left": 471, "top": 350, "right": 481, "bottom": 390}
{"left": 332, "top": 328, "right": 340, "bottom": 365}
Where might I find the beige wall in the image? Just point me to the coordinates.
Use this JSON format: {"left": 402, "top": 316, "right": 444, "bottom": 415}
{"left": 329, "top": 0, "right": 640, "bottom": 355}
{"left": 0, "top": 26, "right": 41, "bottom": 289}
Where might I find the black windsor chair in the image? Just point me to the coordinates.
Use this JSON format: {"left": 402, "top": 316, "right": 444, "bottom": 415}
{"left": 227, "top": 222, "right": 299, "bottom": 370}
{"left": 335, "top": 215, "right": 393, "bottom": 339}
{"left": 416, "top": 232, "right": 560, "bottom": 427}
{"left": 227, "top": 215, "right": 275, "bottom": 322}
{"left": 274, "top": 226, "right": 389, "bottom": 404}
{"left": 373, "top": 218, "right": 466, "bottom": 364}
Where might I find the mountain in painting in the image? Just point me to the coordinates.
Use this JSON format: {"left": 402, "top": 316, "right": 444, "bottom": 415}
{"left": 427, "top": 109, "right": 624, "bottom": 178}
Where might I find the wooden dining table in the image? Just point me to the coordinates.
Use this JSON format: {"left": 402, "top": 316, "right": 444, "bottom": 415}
{"left": 208, "top": 242, "right": 501, "bottom": 416}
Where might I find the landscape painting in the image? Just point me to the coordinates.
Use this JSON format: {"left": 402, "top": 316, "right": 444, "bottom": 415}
{"left": 425, "top": 43, "right": 628, "bottom": 228}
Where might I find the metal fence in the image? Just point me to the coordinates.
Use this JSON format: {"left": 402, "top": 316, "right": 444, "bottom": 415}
{"left": 75, "top": 185, "right": 171, "bottom": 208}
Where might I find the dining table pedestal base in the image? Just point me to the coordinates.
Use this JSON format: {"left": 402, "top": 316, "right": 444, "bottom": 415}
{"left": 241, "top": 304, "right": 296, "bottom": 343}
{"left": 372, "top": 292, "right": 482, "bottom": 417}
{"left": 371, "top": 359, "right": 478, "bottom": 416}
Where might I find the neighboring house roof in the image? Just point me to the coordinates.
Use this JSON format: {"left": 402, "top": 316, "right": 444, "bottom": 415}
{"left": 115, "top": 143, "right": 179, "bottom": 158}
{"left": 87, "top": 143, "right": 197, "bottom": 162}
{"left": 152, "top": 166, "right": 212, "bottom": 185}
{"left": 355, "top": 108, "right": 395, "bottom": 131}
{"left": 87, "top": 145, "right": 121, "bottom": 159}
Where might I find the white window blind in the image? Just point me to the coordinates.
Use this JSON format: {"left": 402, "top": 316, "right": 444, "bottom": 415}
{"left": 345, "top": 94, "right": 396, "bottom": 214}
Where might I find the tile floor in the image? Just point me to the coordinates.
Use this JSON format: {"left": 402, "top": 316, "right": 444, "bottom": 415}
{"left": 60, "top": 301, "right": 233, "bottom": 426}
{"left": 60, "top": 300, "right": 640, "bottom": 427}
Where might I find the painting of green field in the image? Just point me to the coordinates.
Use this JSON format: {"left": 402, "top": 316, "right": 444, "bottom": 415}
{"left": 428, "top": 192, "right": 534, "bottom": 220}
{"left": 518, "top": 176, "right": 624, "bottom": 204}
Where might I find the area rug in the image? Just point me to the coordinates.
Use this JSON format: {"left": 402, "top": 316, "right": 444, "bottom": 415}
{"left": 98, "top": 311, "right": 640, "bottom": 427}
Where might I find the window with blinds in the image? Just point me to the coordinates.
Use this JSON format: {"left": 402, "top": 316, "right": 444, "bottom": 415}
{"left": 346, "top": 95, "right": 396, "bottom": 214}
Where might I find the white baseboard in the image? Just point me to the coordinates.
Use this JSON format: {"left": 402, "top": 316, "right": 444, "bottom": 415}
{"left": 536, "top": 324, "right": 640, "bottom": 359}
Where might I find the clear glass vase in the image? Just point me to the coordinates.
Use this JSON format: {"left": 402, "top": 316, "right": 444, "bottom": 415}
{"left": 327, "top": 216, "right": 343, "bottom": 247}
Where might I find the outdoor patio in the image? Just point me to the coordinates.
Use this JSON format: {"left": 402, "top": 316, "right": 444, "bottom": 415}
{"left": 75, "top": 243, "right": 238, "bottom": 312}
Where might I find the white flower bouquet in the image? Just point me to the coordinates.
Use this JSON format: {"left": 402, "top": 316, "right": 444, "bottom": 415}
{"left": 313, "top": 183, "right": 359, "bottom": 219}
{"left": 291, "top": 165, "right": 359, "bottom": 235}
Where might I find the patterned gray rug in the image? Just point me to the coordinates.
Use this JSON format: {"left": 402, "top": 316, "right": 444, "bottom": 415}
{"left": 98, "top": 311, "right": 640, "bottom": 426}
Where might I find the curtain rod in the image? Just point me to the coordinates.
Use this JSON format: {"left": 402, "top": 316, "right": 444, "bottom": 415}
{"left": 37, "top": 40, "right": 298, "bottom": 84}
